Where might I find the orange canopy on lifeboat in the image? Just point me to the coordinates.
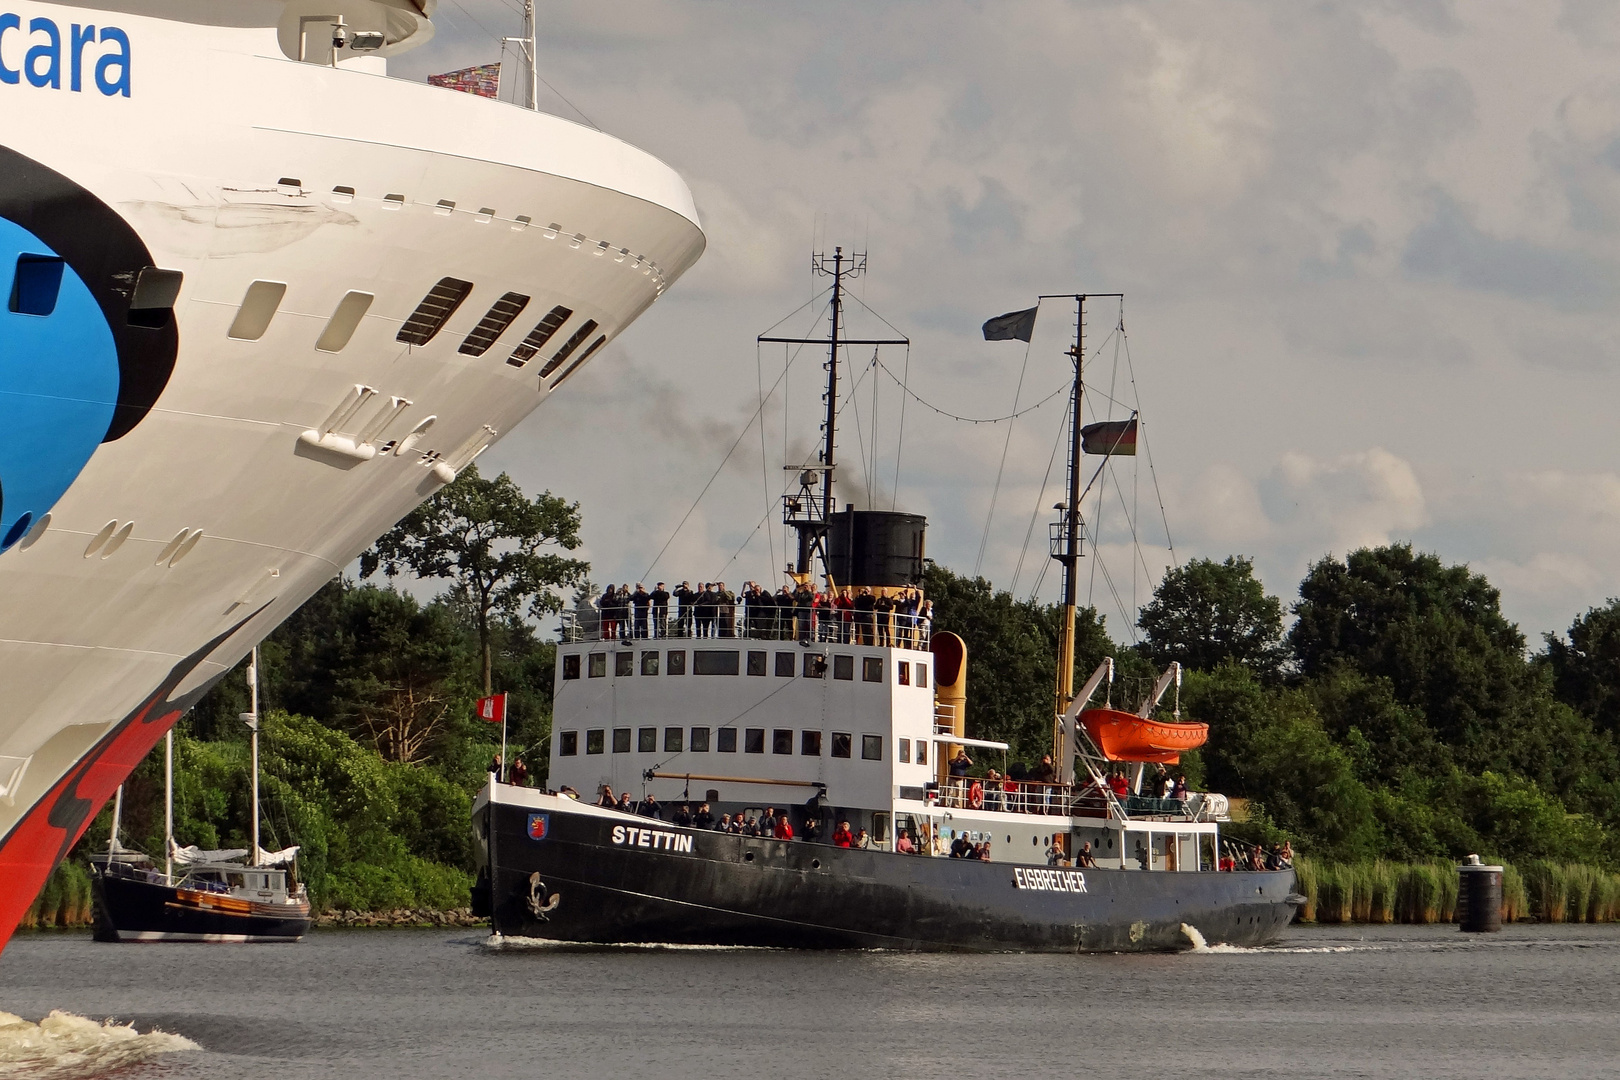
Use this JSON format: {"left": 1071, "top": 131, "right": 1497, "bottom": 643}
{"left": 1079, "top": 707, "right": 1208, "bottom": 764}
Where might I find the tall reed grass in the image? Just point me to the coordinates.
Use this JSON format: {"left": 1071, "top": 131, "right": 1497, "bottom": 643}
{"left": 20, "top": 861, "right": 94, "bottom": 929}
{"left": 1292, "top": 857, "right": 1619, "bottom": 924}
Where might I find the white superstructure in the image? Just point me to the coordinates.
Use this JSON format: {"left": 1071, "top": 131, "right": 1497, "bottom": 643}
{"left": 0, "top": 0, "right": 703, "bottom": 947}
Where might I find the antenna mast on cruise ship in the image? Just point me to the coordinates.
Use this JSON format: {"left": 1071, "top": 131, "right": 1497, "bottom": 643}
{"left": 503, "top": 0, "right": 540, "bottom": 111}
{"left": 761, "top": 248, "right": 909, "bottom": 579}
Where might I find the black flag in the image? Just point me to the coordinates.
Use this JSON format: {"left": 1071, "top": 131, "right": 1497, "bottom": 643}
{"left": 982, "top": 306, "right": 1038, "bottom": 342}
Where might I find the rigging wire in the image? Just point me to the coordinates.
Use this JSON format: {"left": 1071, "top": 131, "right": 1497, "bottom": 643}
{"left": 974, "top": 333, "right": 1035, "bottom": 577}
{"left": 1122, "top": 327, "right": 1178, "bottom": 568}
{"left": 1009, "top": 398, "right": 1071, "bottom": 596}
{"left": 755, "top": 344, "right": 776, "bottom": 579}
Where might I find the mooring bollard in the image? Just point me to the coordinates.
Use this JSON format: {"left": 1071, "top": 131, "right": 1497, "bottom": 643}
{"left": 1457, "top": 854, "right": 1503, "bottom": 933}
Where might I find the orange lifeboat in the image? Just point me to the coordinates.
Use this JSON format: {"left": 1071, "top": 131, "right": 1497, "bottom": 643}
{"left": 1079, "top": 707, "right": 1208, "bottom": 764}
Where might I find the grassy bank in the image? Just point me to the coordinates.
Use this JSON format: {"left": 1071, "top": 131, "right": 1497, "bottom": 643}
{"left": 19, "top": 861, "right": 95, "bottom": 930}
{"left": 1294, "top": 857, "right": 1620, "bottom": 923}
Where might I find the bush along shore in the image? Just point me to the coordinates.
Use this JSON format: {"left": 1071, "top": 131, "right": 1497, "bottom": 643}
{"left": 1294, "top": 857, "right": 1620, "bottom": 923}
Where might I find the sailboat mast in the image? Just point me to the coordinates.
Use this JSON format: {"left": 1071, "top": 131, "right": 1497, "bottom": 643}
{"left": 249, "top": 646, "right": 260, "bottom": 866}
{"left": 163, "top": 729, "right": 173, "bottom": 883}
{"left": 1053, "top": 297, "right": 1085, "bottom": 754}
{"left": 109, "top": 785, "right": 122, "bottom": 852}
{"left": 822, "top": 247, "right": 843, "bottom": 521}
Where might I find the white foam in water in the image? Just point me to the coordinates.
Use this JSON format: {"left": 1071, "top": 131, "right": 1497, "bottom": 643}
{"left": 484, "top": 934, "right": 774, "bottom": 953}
{"left": 1180, "top": 923, "right": 1359, "bottom": 954}
{"left": 0, "top": 1009, "right": 198, "bottom": 1079}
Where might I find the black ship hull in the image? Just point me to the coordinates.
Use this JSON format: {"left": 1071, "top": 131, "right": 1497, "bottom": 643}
{"left": 477, "top": 794, "right": 1297, "bottom": 953}
{"left": 91, "top": 869, "right": 310, "bottom": 943}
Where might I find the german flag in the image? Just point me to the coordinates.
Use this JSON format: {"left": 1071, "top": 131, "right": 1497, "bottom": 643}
{"left": 1080, "top": 418, "right": 1137, "bottom": 456}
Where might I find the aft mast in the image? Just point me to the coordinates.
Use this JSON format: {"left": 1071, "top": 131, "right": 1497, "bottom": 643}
{"left": 503, "top": 0, "right": 540, "bottom": 111}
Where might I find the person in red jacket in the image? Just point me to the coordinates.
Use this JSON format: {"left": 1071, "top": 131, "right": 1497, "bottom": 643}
{"left": 774, "top": 815, "right": 795, "bottom": 841}
{"left": 832, "top": 821, "right": 855, "bottom": 847}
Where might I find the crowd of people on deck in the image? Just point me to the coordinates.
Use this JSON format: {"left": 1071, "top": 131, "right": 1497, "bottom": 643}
{"left": 581, "top": 581, "right": 934, "bottom": 646}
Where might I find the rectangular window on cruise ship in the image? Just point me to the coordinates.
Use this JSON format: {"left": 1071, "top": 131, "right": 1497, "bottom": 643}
{"left": 804, "top": 654, "right": 827, "bottom": 678}
{"left": 897, "top": 661, "right": 910, "bottom": 686}
{"left": 616, "top": 652, "right": 635, "bottom": 677}
{"left": 916, "top": 740, "right": 927, "bottom": 765}
{"left": 745, "top": 728, "right": 766, "bottom": 754}
{"left": 775, "top": 652, "right": 796, "bottom": 677}
{"left": 667, "top": 650, "right": 687, "bottom": 675}
{"left": 560, "top": 732, "right": 578, "bottom": 756}
{"left": 641, "top": 651, "right": 660, "bottom": 676}
{"left": 664, "top": 727, "right": 683, "bottom": 753}
{"left": 862, "top": 735, "right": 883, "bottom": 761}
{"left": 694, "top": 650, "right": 740, "bottom": 676}
{"left": 638, "top": 728, "right": 656, "bottom": 753}
{"left": 586, "top": 729, "right": 604, "bottom": 754}
{"left": 917, "top": 664, "right": 928, "bottom": 688}
{"left": 562, "top": 654, "right": 581, "bottom": 680}
{"left": 834, "top": 655, "right": 855, "bottom": 681}
{"left": 747, "top": 651, "right": 768, "bottom": 676}
{"left": 772, "top": 729, "right": 792, "bottom": 754}
{"left": 717, "top": 728, "right": 738, "bottom": 753}
{"left": 613, "top": 728, "right": 631, "bottom": 753}
{"left": 832, "top": 732, "right": 852, "bottom": 758}
{"left": 802, "top": 730, "right": 822, "bottom": 756}
{"left": 589, "top": 653, "right": 607, "bottom": 678}
{"left": 691, "top": 727, "right": 710, "bottom": 752}
{"left": 863, "top": 657, "right": 883, "bottom": 683}
{"left": 898, "top": 737, "right": 910, "bottom": 763}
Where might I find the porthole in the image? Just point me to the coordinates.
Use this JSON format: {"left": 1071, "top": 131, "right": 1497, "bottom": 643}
{"left": 84, "top": 520, "right": 118, "bottom": 558}
{"left": 155, "top": 529, "right": 189, "bottom": 565}
{"left": 396, "top": 277, "right": 474, "bottom": 346}
{"left": 169, "top": 530, "right": 203, "bottom": 566}
{"left": 227, "top": 280, "right": 287, "bottom": 341}
{"left": 744, "top": 851, "right": 755, "bottom": 863}
{"left": 811, "top": 859, "right": 821, "bottom": 869}
{"left": 315, "top": 291, "right": 375, "bottom": 353}
{"left": 100, "top": 522, "right": 134, "bottom": 559}
{"left": 17, "top": 512, "right": 49, "bottom": 550}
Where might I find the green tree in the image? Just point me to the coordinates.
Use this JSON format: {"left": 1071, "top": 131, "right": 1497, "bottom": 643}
{"left": 1543, "top": 600, "right": 1620, "bottom": 738}
{"left": 361, "top": 464, "right": 588, "bottom": 696}
{"left": 1137, "top": 556, "right": 1284, "bottom": 677}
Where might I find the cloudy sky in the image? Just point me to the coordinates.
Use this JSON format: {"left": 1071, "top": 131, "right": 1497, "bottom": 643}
{"left": 393, "top": 0, "right": 1620, "bottom": 645}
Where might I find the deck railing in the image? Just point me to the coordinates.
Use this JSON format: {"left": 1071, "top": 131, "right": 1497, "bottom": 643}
{"left": 560, "top": 608, "right": 931, "bottom": 648}
{"left": 930, "top": 776, "right": 1220, "bottom": 822}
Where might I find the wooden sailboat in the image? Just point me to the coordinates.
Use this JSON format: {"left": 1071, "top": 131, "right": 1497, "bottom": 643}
{"left": 90, "top": 647, "right": 311, "bottom": 942}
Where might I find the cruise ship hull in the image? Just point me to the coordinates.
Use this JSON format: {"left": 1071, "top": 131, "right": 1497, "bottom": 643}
{"left": 476, "top": 788, "right": 1299, "bottom": 953}
{"left": 0, "top": 0, "right": 704, "bottom": 952}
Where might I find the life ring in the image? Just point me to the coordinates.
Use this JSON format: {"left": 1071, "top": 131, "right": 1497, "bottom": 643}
{"left": 968, "top": 782, "right": 984, "bottom": 810}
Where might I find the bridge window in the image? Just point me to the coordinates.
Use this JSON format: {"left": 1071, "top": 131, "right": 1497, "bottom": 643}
{"left": 690, "top": 727, "right": 710, "bottom": 752}
{"left": 640, "top": 651, "right": 660, "bottom": 676}
{"left": 717, "top": 728, "right": 737, "bottom": 753}
{"left": 612, "top": 728, "right": 631, "bottom": 753}
{"left": 511, "top": 304, "right": 572, "bottom": 367}
{"left": 862, "top": 734, "right": 883, "bottom": 761}
{"left": 772, "top": 729, "right": 792, "bottom": 754}
{"left": 459, "top": 292, "right": 530, "bottom": 356}
{"left": 397, "top": 277, "right": 474, "bottom": 346}
{"left": 561, "top": 654, "right": 580, "bottom": 680}
{"left": 638, "top": 727, "right": 656, "bottom": 753}
{"left": 586, "top": 729, "right": 604, "bottom": 755}
{"left": 898, "top": 737, "right": 910, "bottom": 763}
{"left": 664, "top": 727, "right": 683, "bottom": 753}
{"left": 898, "top": 661, "right": 910, "bottom": 686}
{"left": 667, "top": 650, "right": 686, "bottom": 675}
{"left": 744, "top": 728, "right": 765, "bottom": 754}
{"left": 559, "top": 732, "right": 578, "bottom": 756}
{"left": 833, "top": 655, "right": 854, "bottom": 681}
{"left": 804, "top": 654, "right": 827, "bottom": 678}
{"left": 863, "top": 657, "right": 883, "bottom": 683}
{"left": 747, "top": 651, "right": 767, "bottom": 676}
{"left": 775, "top": 652, "right": 795, "bottom": 677}
{"left": 588, "top": 653, "right": 606, "bottom": 678}
{"left": 694, "top": 650, "right": 739, "bottom": 675}
{"left": 8, "top": 255, "right": 62, "bottom": 316}
{"left": 916, "top": 741, "right": 928, "bottom": 766}
{"left": 831, "top": 732, "right": 852, "bottom": 759}
{"left": 801, "top": 731, "right": 822, "bottom": 756}
{"left": 616, "top": 652, "right": 634, "bottom": 677}
{"left": 917, "top": 664, "right": 929, "bottom": 688}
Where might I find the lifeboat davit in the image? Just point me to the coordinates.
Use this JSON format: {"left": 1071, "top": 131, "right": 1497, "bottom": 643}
{"left": 1079, "top": 707, "right": 1208, "bottom": 764}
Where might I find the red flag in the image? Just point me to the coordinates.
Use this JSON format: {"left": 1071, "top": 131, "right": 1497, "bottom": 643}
{"left": 476, "top": 693, "right": 507, "bottom": 724}
{"left": 1080, "top": 418, "right": 1138, "bottom": 456}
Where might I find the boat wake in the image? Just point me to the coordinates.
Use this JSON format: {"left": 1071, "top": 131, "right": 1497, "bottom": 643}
{"left": 0, "top": 1010, "right": 198, "bottom": 1079}
{"left": 1179, "top": 924, "right": 1357, "bottom": 955}
{"left": 484, "top": 933, "right": 775, "bottom": 953}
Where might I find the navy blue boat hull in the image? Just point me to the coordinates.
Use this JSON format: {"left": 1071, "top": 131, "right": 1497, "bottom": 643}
{"left": 477, "top": 797, "right": 1297, "bottom": 953}
{"left": 91, "top": 869, "right": 310, "bottom": 943}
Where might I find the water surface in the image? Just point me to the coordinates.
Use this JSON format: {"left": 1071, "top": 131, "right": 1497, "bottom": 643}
{"left": 2, "top": 924, "right": 1617, "bottom": 1078}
